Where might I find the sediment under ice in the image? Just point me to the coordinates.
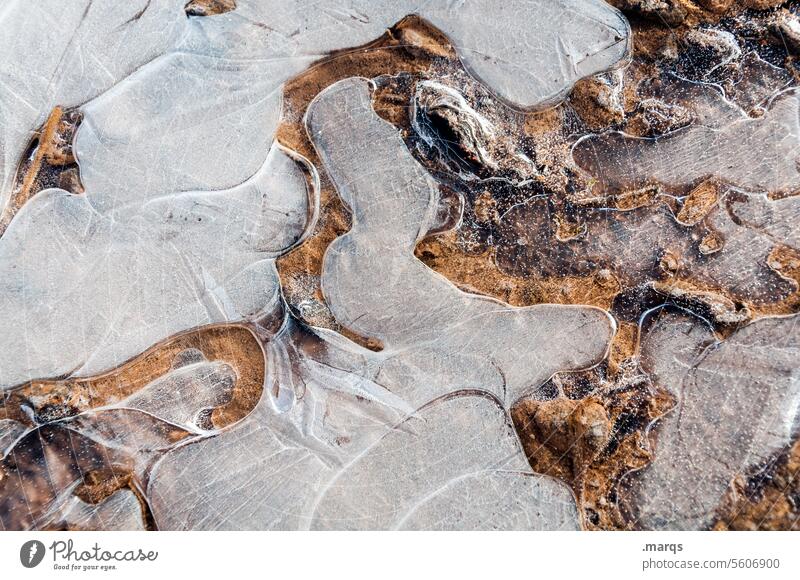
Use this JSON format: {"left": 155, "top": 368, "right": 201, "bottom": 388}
{"left": 0, "top": 351, "right": 242, "bottom": 529}
{"left": 0, "top": 0, "right": 629, "bottom": 388}
{"left": 146, "top": 78, "right": 613, "bottom": 530}
{"left": 629, "top": 311, "right": 800, "bottom": 530}
{"left": 2, "top": 0, "right": 799, "bottom": 532}
{"left": 537, "top": 79, "right": 800, "bottom": 303}
{"left": 573, "top": 86, "right": 800, "bottom": 197}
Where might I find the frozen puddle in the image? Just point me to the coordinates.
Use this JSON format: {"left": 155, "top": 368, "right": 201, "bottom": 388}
{"left": 0, "top": 0, "right": 629, "bottom": 388}
{"left": 3, "top": 0, "right": 798, "bottom": 532}
{"left": 628, "top": 311, "right": 800, "bottom": 530}
{"left": 147, "top": 79, "right": 615, "bottom": 530}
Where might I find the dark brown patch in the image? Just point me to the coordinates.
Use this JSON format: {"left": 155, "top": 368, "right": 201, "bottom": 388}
{"left": 184, "top": 0, "right": 236, "bottom": 17}
{"left": 1, "top": 107, "right": 83, "bottom": 237}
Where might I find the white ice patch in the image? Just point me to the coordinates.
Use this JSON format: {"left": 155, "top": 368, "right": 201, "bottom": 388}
{"left": 630, "top": 311, "right": 800, "bottom": 530}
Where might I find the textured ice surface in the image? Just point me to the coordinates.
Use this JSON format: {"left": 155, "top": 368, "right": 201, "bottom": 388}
{"left": 630, "top": 311, "right": 800, "bottom": 530}
{"left": 0, "top": 416, "right": 178, "bottom": 530}
{"left": 144, "top": 79, "right": 613, "bottom": 530}
{"left": 0, "top": 419, "right": 25, "bottom": 457}
{"left": 0, "top": 0, "right": 187, "bottom": 210}
{"left": 497, "top": 191, "right": 798, "bottom": 307}
{"left": 1, "top": 0, "right": 631, "bottom": 210}
{"left": 73, "top": 0, "right": 629, "bottom": 205}
{"left": 574, "top": 87, "right": 800, "bottom": 196}
{"left": 0, "top": 147, "right": 309, "bottom": 386}
{"left": 728, "top": 193, "right": 800, "bottom": 249}
{"left": 174, "top": 0, "right": 630, "bottom": 107}
{"left": 309, "top": 393, "right": 579, "bottom": 530}
{"left": 702, "top": 192, "right": 800, "bottom": 302}
{"left": 4, "top": 0, "right": 797, "bottom": 533}
{"left": 497, "top": 79, "right": 800, "bottom": 306}
{"left": 49, "top": 489, "right": 146, "bottom": 531}
{"left": 0, "top": 352, "right": 243, "bottom": 530}
{"left": 0, "top": 0, "right": 633, "bottom": 531}
{"left": 0, "top": 143, "right": 308, "bottom": 386}
{"left": 0, "top": 0, "right": 629, "bottom": 388}
{"left": 311, "top": 79, "right": 614, "bottom": 407}
{"left": 148, "top": 320, "right": 583, "bottom": 530}
{"left": 107, "top": 357, "right": 236, "bottom": 432}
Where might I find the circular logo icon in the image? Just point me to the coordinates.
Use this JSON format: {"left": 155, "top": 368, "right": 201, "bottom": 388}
{"left": 19, "top": 540, "right": 46, "bottom": 568}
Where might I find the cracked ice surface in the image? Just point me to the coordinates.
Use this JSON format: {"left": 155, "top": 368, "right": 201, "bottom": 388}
{"left": 630, "top": 311, "right": 800, "bottom": 530}
{"left": 310, "top": 79, "right": 614, "bottom": 407}
{"left": 0, "top": 0, "right": 187, "bottom": 210}
{"left": 0, "top": 353, "right": 241, "bottom": 530}
{"left": 0, "top": 0, "right": 631, "bottom": 209}
{"left": 3, "top": 0, "right": 799, "bottom": 533}
{"left": 0, "top": 143, "right": 307, "bottom": 386}
{"left": 0, "top": 0, "right": 629, "bottom": 388}
{"left": 145, "top": 79, "right": 615, "bottom": 530}
{"left": 0, "top": 0, "right": 630, "bottom": 530}
{"left": 567, "top": 80, "right": 800, "bottom": 304}
{"left": 147, "top": 323, "right": 585, "bottom": 530}
{"left": 573, "top": 87, "right": 800, "bottom": 197}
{"left": 50, "top": 489, "right": 146, "bottom": 532}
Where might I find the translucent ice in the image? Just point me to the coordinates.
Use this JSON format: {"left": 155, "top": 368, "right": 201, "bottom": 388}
{"left": 310, "top": 79, "right": 614, "bottom": 407}
{"left": 0, "top": 144, "right": 308, "bottom": 386}
{"left": 145, "top": 79, "right": 614, "bottom": 530}
{"left": 573, "top": 88, "right": 800, "bottom": 197}
{"left": 0, "top": 0, "right": 629, "bottom": 388}
{"left": 629, "top": 311, "right": 800, "bottom": 530}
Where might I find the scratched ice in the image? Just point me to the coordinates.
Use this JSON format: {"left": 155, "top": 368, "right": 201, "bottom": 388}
{"left": 573, "top": 86, "right": 800, "bottom": 197}
{"left": 0, "top": 356, "right": 239, "bottom": 530}
{"left": 0, "top": 0, "right": 629, "bottom": 529}
{"left": 3, "top": 0, "right": 798, "bottom": 533}
{"left": 0, "top": 0, "right": 629, "bottom": 388}
{"left": 145, "top": 79, "right": 614, "bottom": 530}
{"left": 563, "top": 80, "right": 800, "bottom": 304}
{"left": 0, "top": 142, "right": 309, "bottom": 386}
{"left": 627, "top": 311, "right": 800, "bottom": 530}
